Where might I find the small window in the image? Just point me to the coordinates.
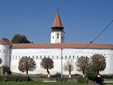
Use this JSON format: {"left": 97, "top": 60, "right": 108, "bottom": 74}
{"left": 69, "top": 56, "right": 71, "bottom": 59}
{"left": 32, "top": 56, "right": 34, "bottom": 59}
{"left": 52, "top": 56, "right": 54, "bottom": 59}
{"left": 40, "top": 56, "right": 42, "bottom": 59}
{"left": 36, "top": 56, "right": 38, "bottom": 59}
{"left": 15, "top": 56, "right": 17, "bottom": 60}
{"left": 57, "top": 56, "right": 58, "bottom": 59}
{"left": 77, "top": 56, "right": 79, "bottom": 59}
{"left": 3, "top": 50, "right": 5, "bottom": 53}
{"left": 65, "top": 56, "right": 67, "bottom": 59}
{"left": 12, "top": 56, "right": 14, "bottom": 60}
{"left": 73, "top": 56, "right": 75, "bottom": 59}
{"left": 19, "top": 56, "right": 20, "bottom": 59}
{"left": 57, "top": 33, "right": 59, "bottom": 36}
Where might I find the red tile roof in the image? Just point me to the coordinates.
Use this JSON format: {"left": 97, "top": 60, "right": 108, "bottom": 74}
{"left": 0, "top": 38, "right": 11, "bottom": 46}
{"left": 52, "top": 10, "right": 63, "bottom": 28}
{"left": 12, "top": 43, "right": 113, "bottom": 49}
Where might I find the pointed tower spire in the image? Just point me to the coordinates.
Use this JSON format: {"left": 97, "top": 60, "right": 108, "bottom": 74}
{"left": 52, "top": 8, "right": 64, "bottom": 28}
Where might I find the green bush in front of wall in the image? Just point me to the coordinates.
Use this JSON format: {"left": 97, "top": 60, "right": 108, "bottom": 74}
{"left": 0, "top": 75, "right": 31, "bottom": 82}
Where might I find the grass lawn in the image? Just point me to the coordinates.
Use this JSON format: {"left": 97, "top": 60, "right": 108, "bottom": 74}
{"left": 0, "top": 81, "right": 113, "bottom": 85}
{"left": 0, "top": 81, "right": 87, "bottom": 85}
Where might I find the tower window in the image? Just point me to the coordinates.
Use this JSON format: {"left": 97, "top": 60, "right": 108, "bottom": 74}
{"left": 57, "top": 36, "right": 59, "bottom": 39}
{"left": 53, "top": 36, "right": 54, "bottom": 39}
{"left": 57, "top": 33, "right": 59, "bottom": 39}
{"left": 57, "top": 33, "right": 59, "bottom": 36}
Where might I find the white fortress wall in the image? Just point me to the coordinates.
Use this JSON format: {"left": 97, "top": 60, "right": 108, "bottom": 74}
{"left": 11, "top": 48, "right": 113, "bottom": 75}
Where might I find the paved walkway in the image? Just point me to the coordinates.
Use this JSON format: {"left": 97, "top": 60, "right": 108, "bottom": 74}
{"left": 104, "top": 80, "right": 113, "bottom": 83}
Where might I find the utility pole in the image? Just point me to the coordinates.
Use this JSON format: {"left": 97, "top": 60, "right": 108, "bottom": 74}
{"left": 61, "top": 48, "right": 63, "bottom": 78}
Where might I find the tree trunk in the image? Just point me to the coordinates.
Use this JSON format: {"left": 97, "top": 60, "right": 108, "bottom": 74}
{"left": 26, "top": 70, "right": 28, "bottom": 75}
{"left": 26, "top": 59, "right": 28, "bottom": 75}
{"left": 69, "top": 74, "right": 71, "bottom": 78}
{"left": 47, "top": 68, "right": 50, "bottom": 78}
{"left": 83, "top": 69, "right": 85, "bottom": 78}
{"left": 69, "top": 71, "right": 71, "bottom": 78}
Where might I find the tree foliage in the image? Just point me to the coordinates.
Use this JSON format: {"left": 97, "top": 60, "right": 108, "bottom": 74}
{"left": 91, "top": 54, "right": 106, "bottom": 74}
{"left": 11, "top": 34, "right": 31, "bottom": 43}
{"left": 64, "top": 60, "right": 74, "bottom": 78}
{"left": 18, "top": 56, "right": 36, "bottom": 74}
{"left": 40, "top": 57, "right": 54, "bottom": 77}
{"left": 86, "top": 64, "right": 104, "bottom": 84}
{"left": 76, "top": 56, "right": 89, "bottom": 75}
{"left": 86, "top": 64, "right": 98, "bottom": 80}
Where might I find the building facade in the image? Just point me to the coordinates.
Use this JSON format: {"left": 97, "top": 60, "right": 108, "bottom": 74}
{"left": 0, "top": 10, "right": 113, "bottom": 75}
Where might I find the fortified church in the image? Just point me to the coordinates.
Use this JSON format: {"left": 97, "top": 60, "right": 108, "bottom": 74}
{"left": 0, "top": 10, "right": 113, "bottom": 75}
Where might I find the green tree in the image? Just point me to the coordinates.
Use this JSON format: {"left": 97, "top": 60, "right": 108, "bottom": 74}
{"left": 18, "top": 56, "right": 36, "bottom": 75}
{"left": 64, "top": 60, "right": 74, "bottom": 78}
{"left": 86, "top": 64, "right": 104, "bottom": 84}
{"left": 40, "top": 57, "right": 54, "bottom": 77}
{"left": 76, "top": 56, "right": 89, "bottom": 76}
{"left": 11, "top": 34, "right": 31, "bottom": 43}
{"left": 91, "top": 54, "right": 106, "bottom": 74}
{"left": 85, "top": 64, "right": 98, "bottom": 80}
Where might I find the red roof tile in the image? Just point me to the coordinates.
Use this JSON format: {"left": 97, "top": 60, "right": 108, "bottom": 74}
{"left": 52, "top": 10, "right": 63, "bottom": 28}
{"left": 0, "top": 38, "right": 11, "bottom": 46}
{"left": 12, "top": 43, "right": 113, "bottom": 49}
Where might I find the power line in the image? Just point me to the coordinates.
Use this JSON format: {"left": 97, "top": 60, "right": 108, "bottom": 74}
{"left": 73, "top": 20, "right": 113, "bottom": 54}
{"left": 91, "top": 20, "right": 113, "bottom": 43}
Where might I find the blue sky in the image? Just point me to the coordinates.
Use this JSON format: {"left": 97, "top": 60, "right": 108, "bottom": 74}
{"left": 0, "top": 0, "right": 113, "bottom": 44}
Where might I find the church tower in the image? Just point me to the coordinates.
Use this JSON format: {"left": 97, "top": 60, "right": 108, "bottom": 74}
{"left": 51, "top": 9, "right": 65, "bottom": 43}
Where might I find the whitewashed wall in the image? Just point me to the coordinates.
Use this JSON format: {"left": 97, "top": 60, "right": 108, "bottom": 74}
{"left": 51, "top": 31, "right": 64, "bottom": 43}
{"left": 0, "top": 44, "right": 11, "bottom": 68}
{"left": 11, "top": 48, "right": 113, "bottom": 75}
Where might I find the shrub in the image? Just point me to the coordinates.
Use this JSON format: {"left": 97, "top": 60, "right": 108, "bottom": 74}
{"left": 85, "top": 64, "right": 98, "bottom": 81}
{"left": 56, "top": 78, "right": 68, "bottom": 82}
{"left": 76, "top": 76, "right": 88, "bottom": 83}
{"left": 94, "top": 77, "right": 104, "bottom": 84}
{"left": 0, "top": 75, "right": 31, "bottom": 82}
{"left": 101, "top": 74, "right": 113, "bottom": 79}
{"left": 51, "top": 73, "right": 61, "bottom": 78}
